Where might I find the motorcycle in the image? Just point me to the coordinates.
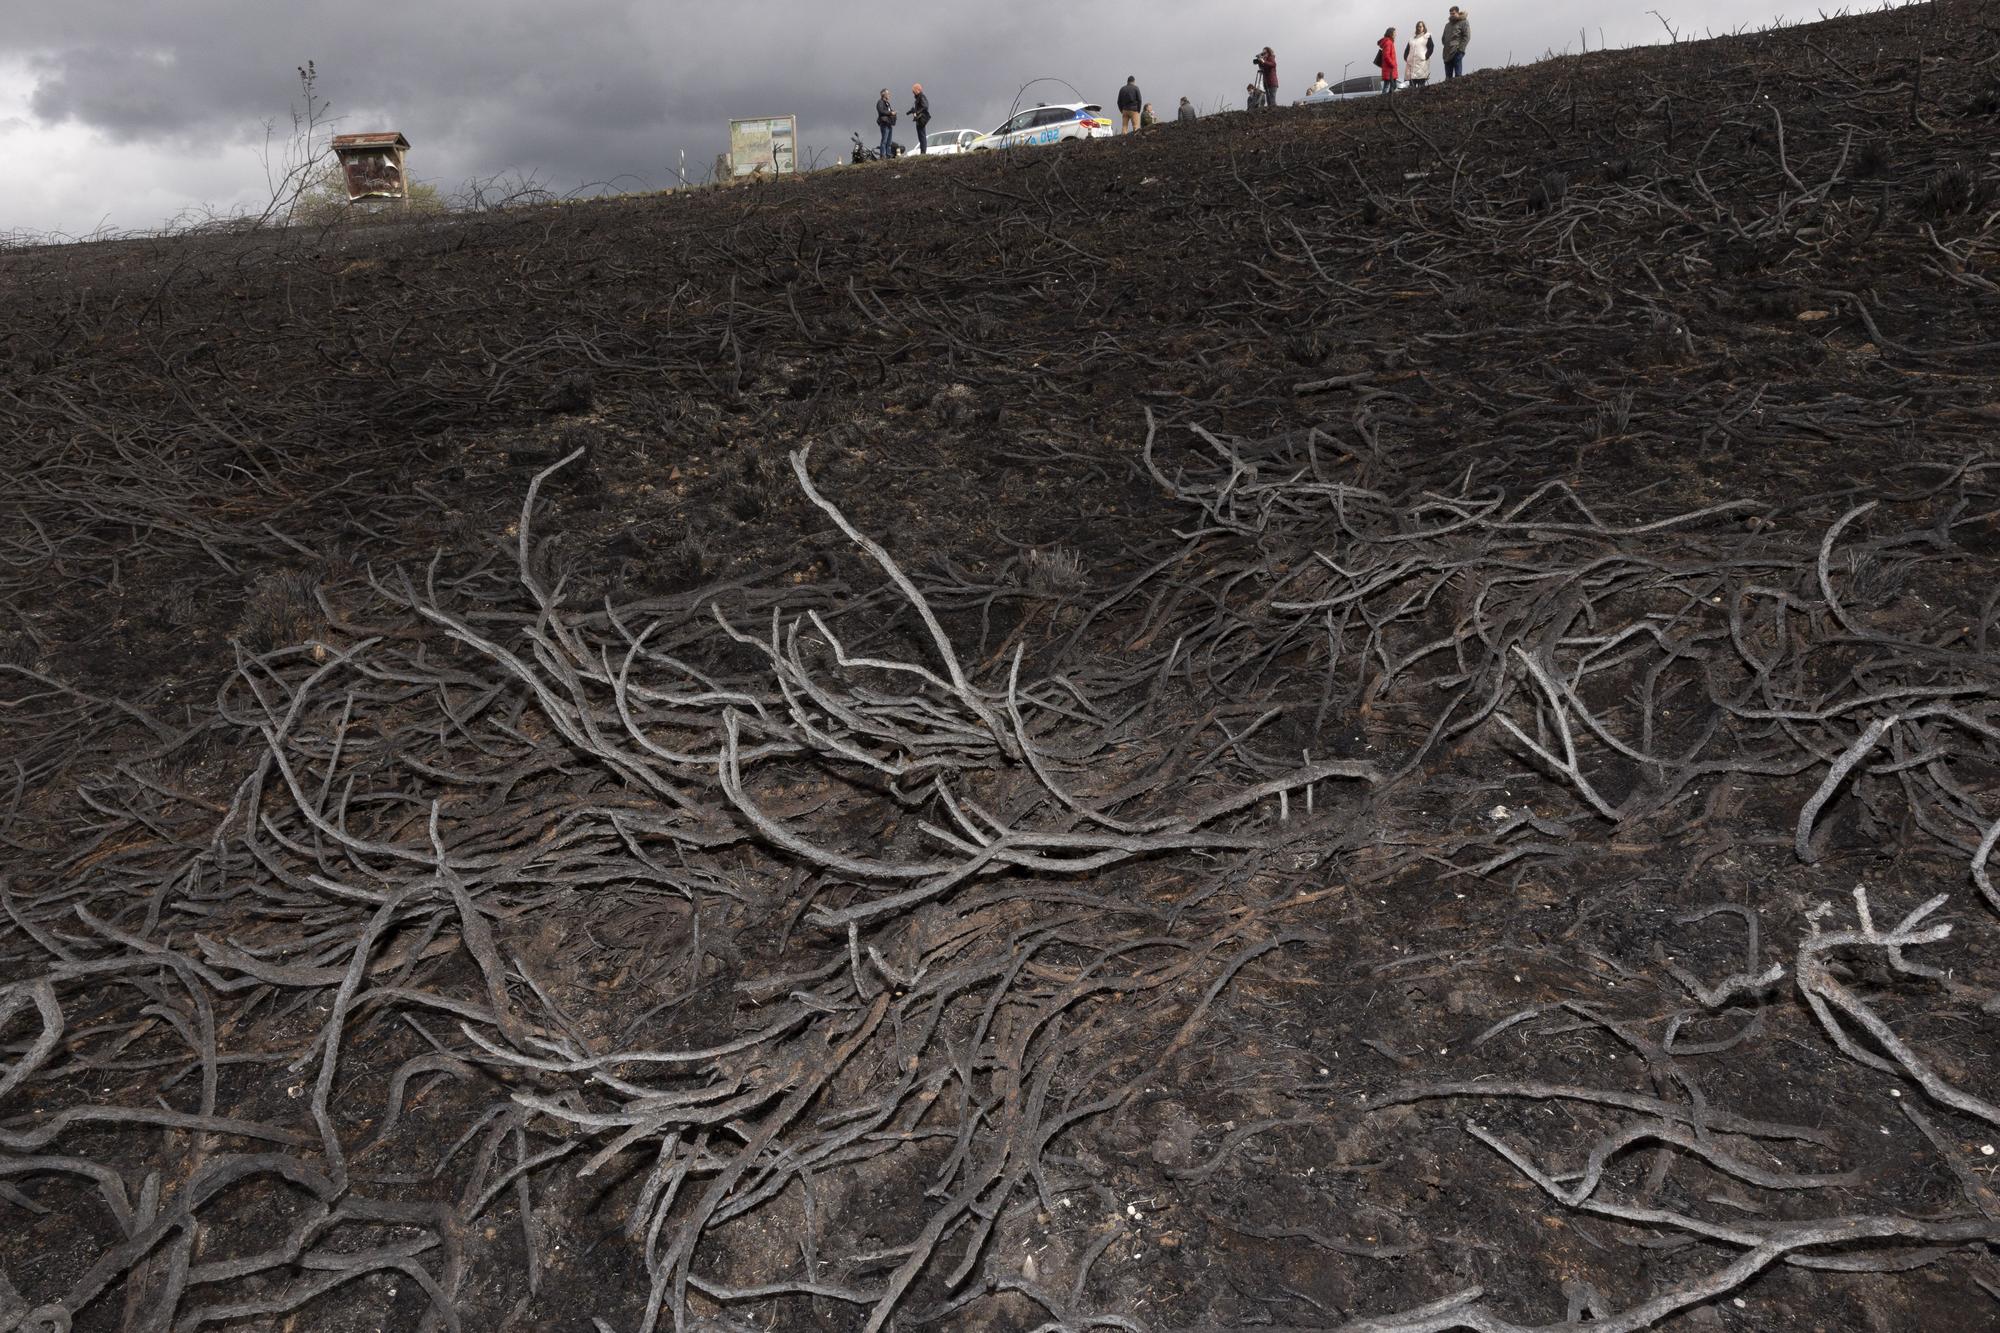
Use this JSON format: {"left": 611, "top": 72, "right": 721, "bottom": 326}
{"left": 850, "top": 132, "right": 905, "bottom": 164}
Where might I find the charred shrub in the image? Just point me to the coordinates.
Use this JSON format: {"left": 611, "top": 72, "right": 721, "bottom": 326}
{"left": 546, "top": 423, "right": 607, "bottom": 506}
{"left": 1589, "top": 389, "right": 1635, "bottom": 441}
{"left": 738, "top": 448, "right": 782, "bottom": 491}
{"left": 1742, "top": 280, "right": 1805, "bottom": 319}
{"left": 542, "top": 371, "right": 596, "bottom": 415}
{"left": 929, "top": 383, "right": 979, "bottom": 428}
{"left": 1913, "top": 165, "right": 1993, "bottom": 221}
{"left": 1287, "top": 329, "right": 1330, "bottom": 367}
{"left": 1966, "top": 80, "right": 2000, "bottom": 117}
{"left": 1854, "top": 139, "right": 1891, "bottom": 178}
{"left": 235, "top": 570, "right": 320, "bottom": 653}
{"left": 160, "top": 581, "right": 202, "bottom": 631}
{"left": 1025, "top": 546, "right": 1087, "bottom": 596}
{"left": 1707, "top": 236, "right": 1774, "bottom": 278}
{"left": 1601, "top": 157, "right": 1635, "bottom": 184}
{"left": 0, "top": 630, "right": 35, "bottom": 669}
{"left": 1527, "top": 171, "right": 1569, "bottom": 212}
{"left": 657, "top": 536, "right": 709, "bottom": 588}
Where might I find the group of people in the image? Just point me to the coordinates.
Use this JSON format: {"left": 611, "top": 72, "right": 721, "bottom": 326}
{"left": 1213, "top": 11, "right": 1476, "bottom": 116}
{"left": 874, "top": 85, "right": 936, "bottom": 157}
{"left": 872, "top": 9, "right": 1475, "bottom": 158}
{"left": 1116, "top": 78, "right": 1200, "bottom": 129}
{"left": 1373, "top": 8, "right": 1473, "bottom": 91}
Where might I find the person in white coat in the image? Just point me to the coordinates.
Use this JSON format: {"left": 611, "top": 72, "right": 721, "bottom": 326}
{"left": 1405, "top": 21, "right": 1435, "bottom": 87}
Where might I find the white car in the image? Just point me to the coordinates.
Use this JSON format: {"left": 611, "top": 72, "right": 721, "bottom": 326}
{"left": 1297, "top": 75, "right": 1398, "bottom": 105}
{"left": 913, "top": 128, "right": 982, "bottom": 156}
{"left": 969, "top": 104, "right": 1114, "bottom": 151}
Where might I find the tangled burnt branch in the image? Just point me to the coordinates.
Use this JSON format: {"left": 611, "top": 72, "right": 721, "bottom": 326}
{"left": 7, "top": 419, "right": 2000, "bottom": 1329}
{"left": 6, "top": 3, "right": 2000, "bottom": 1329}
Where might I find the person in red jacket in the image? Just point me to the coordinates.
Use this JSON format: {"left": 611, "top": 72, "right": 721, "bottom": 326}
{"left": 1376, "top": 29, "right": 1399, "bottom": 92}
{"left": 1253, "top": 47, "right": 1279, "bottom": 108}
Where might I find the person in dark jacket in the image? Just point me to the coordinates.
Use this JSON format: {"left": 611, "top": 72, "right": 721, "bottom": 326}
{"left": 1245, "top": 82, "right": 1264, "bottom": 111}
{"left": 1442, "top": 8, "right": 1471, "bottom": 79}
{"left": 875, "top": 89, "right": 895, "bottom": 159}
{"left": 1116, "top": 76, "right": 1143, "bottom": 133}
{"left": 1376, "top": 29, "right": 1399, "bottom": 92}
{"left": 1177, "top": 96, "right": 1197, "bottom": 124}
{"left": 1254, "top": 47, "right": 1279, "bottom": 108}
{"left": 908, "top": 84, "right": 931, "bottom": 154}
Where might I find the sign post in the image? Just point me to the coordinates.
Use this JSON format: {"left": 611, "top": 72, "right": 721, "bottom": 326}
{"left": 727, "top": 116, "right": 798, "bottom": 179}
{"left": 331, "top": 132, "right": 412, "bottom": 207}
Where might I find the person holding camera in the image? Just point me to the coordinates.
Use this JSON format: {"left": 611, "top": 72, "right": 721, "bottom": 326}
{"left": 1254, "top": 47, "right": 1279, "bottom": 109}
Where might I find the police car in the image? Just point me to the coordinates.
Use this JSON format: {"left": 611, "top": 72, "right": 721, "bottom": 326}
{"left": 1297, "top": 75, "right": 1399, "bottom": 105}
{"left": 915, "top": 128, "right": 983, "bottom": 156}
{"left": 968, "top": 104, "right": 1114, "bottom": 151}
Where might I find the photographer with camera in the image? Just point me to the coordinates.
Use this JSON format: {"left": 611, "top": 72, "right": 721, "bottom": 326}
{"left": 1253, "top": 47, "right": 1278, "bottom": 109}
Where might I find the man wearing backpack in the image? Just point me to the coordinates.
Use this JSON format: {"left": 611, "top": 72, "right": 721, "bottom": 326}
{"left": 1116, "top": 76, "right": 1143, "bottom": 134}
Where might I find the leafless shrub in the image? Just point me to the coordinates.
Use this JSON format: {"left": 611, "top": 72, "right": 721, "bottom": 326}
{"left": 235, "top": 570, "right": 321, "bottom": 652}
{"left": 1025, "top": 546, "right": 1087, "bottom": 595}
{"left": 1913, "top": 164, "right": 1992, "bottom": 220}
{"left": 1527, "top": 170, "right": 1570, "bottom": 212}
{"left": 1590, "top": 389, "right": 1635, "bottom": 441}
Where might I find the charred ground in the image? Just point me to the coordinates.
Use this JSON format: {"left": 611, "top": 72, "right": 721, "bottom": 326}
{"left": 5, "top": 5, "right": 2000, "bottom": 1331}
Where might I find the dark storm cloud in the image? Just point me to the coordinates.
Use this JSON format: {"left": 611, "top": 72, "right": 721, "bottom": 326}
{"left": 5, "top": 0, "right": 1855, "bottom": 224}
{"left": 7, "top": 0, "right": 1322, "bottom": 196}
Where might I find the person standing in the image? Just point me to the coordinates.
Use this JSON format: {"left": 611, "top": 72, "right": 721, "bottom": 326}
{"left": 1405, "top": 22, "right": 1434, "bottom": 87}
{"left": 1375, "top": 29, "right": 1399, "bottom": 92}
{"left": 875, "top": 89, "right": 896, "bottom": 159}
{"left": 1177, "top": 96, "right": 1198, "bottom": 124}
{"left": 1442, "top": 8, "right": 1471, "bottom": 79}
{"left": 1117, "top": 76, "right": 1143, "bottom": 133}
{"left": 1255, "top": 46, "right": 1279, "bottom": 108}
{"left": 908, "top": 84, "right": 931, "bottom": 153}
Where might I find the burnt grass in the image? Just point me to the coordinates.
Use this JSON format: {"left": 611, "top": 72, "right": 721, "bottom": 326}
{"left": 6, "top": 6, "right": 2000, "bottom": 1331}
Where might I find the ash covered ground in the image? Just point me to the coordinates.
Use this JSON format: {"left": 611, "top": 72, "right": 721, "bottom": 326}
{"left": 6, "top": 6, "right": 2000, "bottom": 1331}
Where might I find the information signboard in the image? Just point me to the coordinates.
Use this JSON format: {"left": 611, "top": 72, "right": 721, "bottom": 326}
{"left": 728, "top": 116, "right": 798, "bottom": 177}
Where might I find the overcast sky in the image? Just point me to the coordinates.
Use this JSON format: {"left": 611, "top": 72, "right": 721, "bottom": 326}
{"left": 2, "top": 0, "right": 1882, "bottom": 238}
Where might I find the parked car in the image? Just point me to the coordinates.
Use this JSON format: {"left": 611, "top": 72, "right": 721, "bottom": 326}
{"left": 1297, "top": 75, "right": 1396, "bottom": 105}
{"left": 912, "top": 128, "right": 983, "bottom": 156}
{"left": 969, "top": 104, "right": 1113, "bottom": 151}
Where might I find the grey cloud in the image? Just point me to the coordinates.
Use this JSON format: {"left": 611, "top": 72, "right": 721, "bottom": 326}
{"left": 27, "top": 48, "right": 192, "bottom": 135}
{"left": 3, "top": 0, "right": 1866, "bottom": 232}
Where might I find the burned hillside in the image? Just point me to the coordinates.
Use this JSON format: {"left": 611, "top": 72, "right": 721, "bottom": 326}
{"left": 5, "top": 5, "right": 2000, "bottom": 1331}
